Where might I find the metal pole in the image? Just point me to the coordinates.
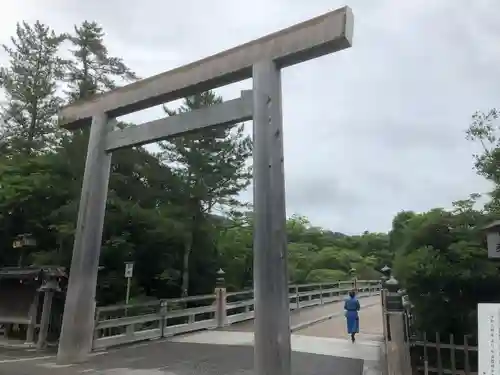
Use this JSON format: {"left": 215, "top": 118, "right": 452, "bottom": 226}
{"left": 57, "top": 114, "right": 113, "bottom": 364}
{"left": 252, "top": 60, "right": 291, "bottom": 375}
{"left": 126, "top": 277, "right": 131, "bottom": 305}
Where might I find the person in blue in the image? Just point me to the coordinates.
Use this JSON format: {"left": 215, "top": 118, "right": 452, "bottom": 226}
{"left": 344, "top": 290, "right": 360, "bottom": 343}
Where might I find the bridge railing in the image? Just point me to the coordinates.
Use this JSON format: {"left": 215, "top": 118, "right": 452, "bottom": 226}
{"left": 92, "top": 279, "right": 381, "bottom": 350}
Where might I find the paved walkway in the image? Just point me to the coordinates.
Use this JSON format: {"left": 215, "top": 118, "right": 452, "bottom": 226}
{"left": 0, "top": 295, "right": 384, "bottom": 374}
{"left": 226, "top": 295, "right": 382, "bottom": 336}
{"left": 296, "top": 302, "right": 384, "bottom": 342}
{"left": 172, "top": 330, "right": 383, "bottom": 375}
{"left": 0, "top": 340, "right": 364, "bottom": 375}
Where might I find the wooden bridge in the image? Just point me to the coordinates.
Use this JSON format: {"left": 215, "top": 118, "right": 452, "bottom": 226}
{"left": 0, "top": 280, "right": 385, "bottom": 375}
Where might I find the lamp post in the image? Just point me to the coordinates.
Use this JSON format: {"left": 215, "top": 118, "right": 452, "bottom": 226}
{"left": 349, "top": 267, "right": 357, "bottom": 292}
{"left": 215, "top": 268, "right": 227, "bottom": 328}
{"left": 12, "top": 233, "right": 36, "bottom": 267}
{"left": 215, "top": 268, "right": 226, "bottom": 288}
{"left": 380, "top": 264, "right": 391, "bottom": 286}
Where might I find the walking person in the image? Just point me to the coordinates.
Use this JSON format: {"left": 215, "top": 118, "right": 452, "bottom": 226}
{"left": 344, "top": 290, "right": 360, "bottom": 343}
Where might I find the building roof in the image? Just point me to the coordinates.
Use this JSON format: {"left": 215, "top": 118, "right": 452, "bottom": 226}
{"left": 483, "top": 220, "right": 500, "bottom": 231}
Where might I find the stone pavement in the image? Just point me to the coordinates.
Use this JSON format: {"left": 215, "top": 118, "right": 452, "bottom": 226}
{"left": 296, "top": 302, "right": 384, "bottom": 342}
{"left": 172, "top": 331, "right": 384, "bottom": 375}
{"left": 0, "top": 339, "right": 363, "bottom": 375}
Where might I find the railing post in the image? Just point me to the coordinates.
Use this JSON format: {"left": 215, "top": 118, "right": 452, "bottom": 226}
{"left": 295, "top": 286, "right": 300, "bottom": 309}
{"left": 160, "top": 300, "right": 168, "bottom": 338}
{"left": 386, "top": 312, "right": 412, "bottom": 375}
{"left": 25, "top": 291, "right": 40, "bottom": 346}
{"left": 125, "top": 322, "right": 135, "bottom": 340}
{"left": 215, "top": 287, "right": 227, "bottom": 328}
{"left": 37, "top": 290, "right": 55, "bottom": 350}
{"left": 381, "top": 289, "right": 388, "bottom": 342}
{"left": 383, "top": 276, "right": 412, "bottom": 375}
{"left": 92, "top": 301, "right": 98, "bottom": 348}
{"left": 319, "top": 284, "right": 323, "bottom": 305}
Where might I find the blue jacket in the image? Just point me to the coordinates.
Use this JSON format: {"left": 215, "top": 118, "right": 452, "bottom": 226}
{"left": 344, "top": 296, "right": 360, "bottom": 313}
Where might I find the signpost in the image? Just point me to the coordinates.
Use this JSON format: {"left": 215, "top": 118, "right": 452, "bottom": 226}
{"left": 478, "top": 303, "right": 500, "bottom": 375}
{"left": 480, "top": 221, "right": 500, "bottom": 374}
{"left": 483, "top": 220, "right": 500, "bottom": 259}
{"left": 124, "top": 262, "right": 134, "bottom": 305}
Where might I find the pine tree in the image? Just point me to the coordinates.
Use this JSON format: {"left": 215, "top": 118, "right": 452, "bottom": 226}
{"left": 162, "top": 91, "right": 253, "bottom": 297}
{"left": 0, "top": 21, "right": 66, "bottom": 155}
{"left": 58, "top": 20, "right": 140, "bottom": 189}
{"left": 65, "top": 21, "right": 137, "bottom": 102}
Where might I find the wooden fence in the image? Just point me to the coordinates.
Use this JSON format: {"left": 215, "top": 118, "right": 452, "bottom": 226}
{"left": 409, "top": 332, "right": 478, "bottom": 375}
{"left": 92, "top": 279, "right": 381, "bottom": 350}
{"left": 383, "top": 291, "right": 478, "bottom": 375}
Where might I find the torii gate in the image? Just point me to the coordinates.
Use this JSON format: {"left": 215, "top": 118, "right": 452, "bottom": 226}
{"left": 56, "top": 7, "right": 354, "bottom": 375}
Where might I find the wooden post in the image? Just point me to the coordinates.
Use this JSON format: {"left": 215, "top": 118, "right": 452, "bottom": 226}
{"left": 159, "top": 300, "right": 168, "bottom": 338}
{"left": 252, "top": 60, "right": 291, "bottom": 375}
{"left": 463, "top": 335, "right": 471, "bottom": 374}
{"left": 37, "top": 290, "right": 54, "bottom": 350}
{"left": 57, "top": 114, "right": 113, "bottom": 364}
{"left": 25, "top": 291, "right": 40, "bottom": 345}
{"left": 295, "top": 286, "right": 300, "bottom": 309}
{"left": 215, "top": 288, "right": 227, "bottom": 328}
{"left": 423, "top": 332, "right": 428, "bottom": 375}
{"left": 436, "top": 332, "right": 442, "bottom": 374}
{"left": 449, "top": 334, "right": 456, "bottom": 374}
{"left": 386, "top": 312, "right": 412, "bottom": 375}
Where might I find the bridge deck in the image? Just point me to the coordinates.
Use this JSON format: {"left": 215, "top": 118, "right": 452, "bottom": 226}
{"left": 226, "top": 295, "right": 382, "bottom": 337}
{"left": 0, "top": 296, "right": 383, "bottom": 374}
{"left": 295, "top": 298, "right": 384, "bottom": 341}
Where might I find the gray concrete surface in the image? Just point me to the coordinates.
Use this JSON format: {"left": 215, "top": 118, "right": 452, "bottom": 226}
{"left": 0, "top": 341, "right": 363, "bottom": 375}
{"left": 297, "top": 302, "right": 384, "bottom": 341}
{"left": 226, "top": 295, "right": 381, "bottom": 333}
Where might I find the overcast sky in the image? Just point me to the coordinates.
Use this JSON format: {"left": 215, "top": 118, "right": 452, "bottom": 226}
{"left": 1, "top": 0, "right": 499, "bottom": 234}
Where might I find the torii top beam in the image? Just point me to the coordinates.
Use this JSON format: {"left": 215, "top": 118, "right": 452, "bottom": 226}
{"left": 59, "top": 6, "right": 353, "bottom": 130}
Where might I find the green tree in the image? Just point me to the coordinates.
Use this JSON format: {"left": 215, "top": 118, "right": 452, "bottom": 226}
{"left": 0, "top": 21, "right": 66, "bottom": 155}
{"left": 393, "top": 206, "right": 500, "bottom": 335}
{"left": 65, "top": 21, "right": 137, "bottom": 102}
{"left": 216, "top": 213, "right": 253, "bottom": 290}
{"left": 288, "top": 242, "right": 317, "bottom": 283}
{"left": 0, "top": 154, "right": 70, "bottom": 266}
{"left": 162, "top": 91, "right": 253, "bottom": 297}
{"left": 305, "top": 269, "right": 349, "bottom": 283}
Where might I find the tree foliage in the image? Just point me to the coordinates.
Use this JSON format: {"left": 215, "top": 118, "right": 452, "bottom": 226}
{"left": 1, "top": 20, "right": 392, "bottom": 306}
{"left": 0, "top": 21, "right": 66, "bottom": 154}
{"left": 388, "top": 109, "right": 500, "bottom": 337}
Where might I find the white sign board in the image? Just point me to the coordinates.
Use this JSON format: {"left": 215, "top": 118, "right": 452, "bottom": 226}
{"left": 124, "top": 262, "right": 134, "bottom": 278}
{"left": 486, "top": 232, "right": 500, "bottom": 259}
{"left": 478, "top": 303, "right": 500, "bottom": 375}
